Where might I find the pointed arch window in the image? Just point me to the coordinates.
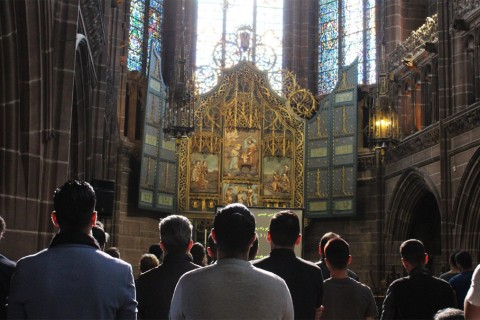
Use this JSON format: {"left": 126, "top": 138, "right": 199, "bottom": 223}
{"left": 318, "top": 0, "right": 376, "bottom": 95}
{"left": 128, "top": 0, "right": 164, "bottom": 74}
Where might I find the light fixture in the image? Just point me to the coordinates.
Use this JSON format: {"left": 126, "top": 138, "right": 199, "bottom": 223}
{"left": 163, "top": 0, "right": 195, "bottom": 140}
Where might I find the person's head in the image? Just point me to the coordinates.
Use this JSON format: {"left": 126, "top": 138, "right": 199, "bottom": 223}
{"left": 105, "top": 247, "right": 120, "bottom": 259}
{"left": 206, "top": 233, "right": 217, "bottom": 262}
{"left": 139, "top": 253, "right": 160, "bottom": 273}
{"left": 454, "top": 250, "right": 472, "bottom": 272}
{"left": 448, "top": 250, "right": 461, "bottom": 270}
{"left": 325, "top": 238, "right": 351, "bottom": 271}
{"left": 159, "top": 215, "right": 193, "bottom": 254}
{"left": 0, "top": 216, "right": 6, "bottom": 240}
{"left": 400, "top": 239, "right": 428, "bottom": 271}
{"left": 248, "top": 238, "right": 259, "bottom": 260}
{"left": 190, "top": 242, "right": 207, "bottom": 266}
{"left": 212, "top": 203, "right": 256, "bottom": 258}
{"left": 434, "top": 308, "right": 464, "bottom": 320}
{"left": 149, "top": 244, "right": 163, "bottom": 261}
{"left": 268, "top": 210, "right": 301, "bottom": 248}
{"left": 92, "top": 225, "right": 107, "bottom": 250}
{"left": 52, "top": 180, "right": 97, "bottom": 233}
{"left": 319, "top": 232, "right": 340, "bottom": 259}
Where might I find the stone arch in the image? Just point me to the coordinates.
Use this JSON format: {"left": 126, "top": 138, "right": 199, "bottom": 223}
{"left": 452, "top": 147, "right": 480, "bottom": 262}
{"left": 385, "top": 167, "right": 441, "bottom": 268}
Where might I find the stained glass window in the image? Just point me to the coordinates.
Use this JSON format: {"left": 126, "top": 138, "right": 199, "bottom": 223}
{"left": 128, "top": 0, "right": 164, "bottom": 74}
{"left": 318, "top": 0, "right": 376, "bottom": 95}
{"left": 196, "top": 0, "right": 284, "bottom": 94}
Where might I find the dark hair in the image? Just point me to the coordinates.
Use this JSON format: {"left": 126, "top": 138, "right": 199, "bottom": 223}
{"left": 159, "top": 215, "right": 193, "bottom": 253}
{"left": 400, "top": 239, "right": 426, "bottom": 266}
{"left": 455, "top": 251, "right": 472, "bottom": 271}
{"left": 149, "top": 244, "right": 163, "bottom": 261}
{"left": 319, "top": 232, "right": 340, "bottom": 259}
{"left": 92, "top": 225, "right": 107, "bottom": 249}
{"left": 190, "top": 242, "right": 207, "bottom": 266}
{"left": 449, "top": 250, "right": 461, "bottom": 268}
{"left": 53, "top": 180, "right": 96, "bottom": 231}
{"left": 213, "top": 203, "right": 255, "bottom": 256}
{"left": 139, "top": 253, "right": 160, "bottom": 273}
{"left": 248, "top": 238, "right": 259, "bottom": 260}
{"left": 325, "top": 238, "right": 350, "bottom": 270}
{"left": 434, "top": 308, "right": 464, "bottom": 320}
{"left": 105, "top": 247, "right": 120, "bottom": 259}
{"left": 269, "top": 210, "right": 300, "bottom": 247}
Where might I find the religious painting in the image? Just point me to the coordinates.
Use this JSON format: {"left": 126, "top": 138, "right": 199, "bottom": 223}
{"left": 189, "top": 153, "right": 219, "bottom": 193}
{"left": 263, "top": 157, "right": 292, "bottom": 197}
{"left": 222, "top": 183, "right": 259, "bottom": 207}
{"left": 223, "top": 129, "right": 260, "bottom": 180}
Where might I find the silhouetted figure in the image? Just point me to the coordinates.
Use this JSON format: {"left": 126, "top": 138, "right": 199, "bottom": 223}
{"left": 136, "top": 215, "right": 199, "bottom": 319}
{"left": 8, "top": 180, "right": 136, "bottom": 319}
{"left": 190, "top": 242, "right": 207, "bottom": 267}
{"left": 316, "top": 232, "right": 359, "bottom": 281}
{"left": 321, "top": 238, "right": 377, "bottom": 320}
{"left": 170, "top": 203, "right": 293, "bottom": 319}
{"left": 105, "top": 247, "right": 121, "bottom": 259}
{"left": 139, "top": 253, "right": 160, "bottom": 274}
{"left": 92, "top": 225, "right": 107, "bottom": 250}
{"left": 253, "top": 210, "right": 323, "bottom": 320}
{"left": 434, "top": 308, "right": 464, "bottom": 320}
{"left": 440, "top": 250, "right": 461, "bottom": 282}
{"left": 149, "top": 243, "right": 163, "bottom": 262}
{"left": 449, "top": 251, "right": 474, "bottom": 310}
{"left": 381, "top": 239, "right": 455, "bottom": 320}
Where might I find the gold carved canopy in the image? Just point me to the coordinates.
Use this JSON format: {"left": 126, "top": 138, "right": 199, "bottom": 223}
{"left": 177, "top": 61, "right": 306, "bottom": 215}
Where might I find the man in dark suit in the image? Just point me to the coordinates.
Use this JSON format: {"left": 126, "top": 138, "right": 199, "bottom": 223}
{"left": 253, "top": 210, "right": 324, "bottom": 320}
{"left": 381, "top": 239, "right": 455, "bottom": 319}
{"left": 136, "top": 215, "right": 200, "bottom": 319}
{"left": 0, "top": 216, "right": 15, "bottom": 319}
{"left": 8, "top": 180, "right": 137, "bottom": 319}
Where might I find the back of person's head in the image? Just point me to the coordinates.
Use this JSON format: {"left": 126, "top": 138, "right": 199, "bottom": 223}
{"left": 455, "top": 250, "right": 472, "bottom": 271}
{"left": 105, "top": 247, "right": 120, "bottom": 259}
{"left": 319, "top": 232, "right": 340, "bottom": 258}
{"left": 325, "top": 238, "right": 350, "bottom": 270}
{"left": 92, "top": 225, "right": 107, "bottom": 249}
{"left": 400, "top": 239, "right": 426, "bottom": 266}
{"left": 149, "top": 243, "right": 163, "bottom": 261}
{"left": 449, "top": 250, "right": 461, "bottom": 269}
{"left": 139, "top": 253, "right": 160, "bottom": 273}
{"left": 53, "top": 180, "right": 96, "bottom": 231}
{"left": 190, "top": 242, "right": 207, "bottom": 266}
{"left": 269, "top": 210, "right": 300, "bottom": 247}
{"left": 248, "top": 238, "right": 259, "bottom": 260}
{"left": 434, "top": 308, "right": 464, "bottom": 320}
{"left": 213, "top": 203, "right": 255, "bottom": 255}
{"left": 159, "top": 215, "right": 192, "bottom": 254}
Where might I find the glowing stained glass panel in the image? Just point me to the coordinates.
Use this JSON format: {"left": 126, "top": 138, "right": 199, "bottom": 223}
{"left": 127, "top": 0, "right": 164, "bottom": 73}
{"left": 318, "top": 0, "right": 376, "bottom": 95}
{"left": 318, "top": 0, "right": 339, "bottom": 95}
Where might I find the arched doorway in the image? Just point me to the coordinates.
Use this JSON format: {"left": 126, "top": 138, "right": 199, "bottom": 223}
{"left": 385, "top": 168, "right": 442, "bottom": 274}
{"left": 407, "top": 192, "right": 441, "bottom": 273}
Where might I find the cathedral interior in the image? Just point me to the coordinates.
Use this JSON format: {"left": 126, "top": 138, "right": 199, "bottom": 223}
{"left": 1, "top": 0, "right": 480, "bottom": 294}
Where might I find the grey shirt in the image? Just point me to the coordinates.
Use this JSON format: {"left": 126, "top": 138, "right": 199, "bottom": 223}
{"left": 170, "top": 258, "right": 294, "bottom": 319}
{"left": 322, "top": 277, "right": 378, "bottom": 320}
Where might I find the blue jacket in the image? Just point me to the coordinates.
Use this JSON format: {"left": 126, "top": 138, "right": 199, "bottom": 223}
{"left": 8, "top": 232, "right": 137, "bottom": 319}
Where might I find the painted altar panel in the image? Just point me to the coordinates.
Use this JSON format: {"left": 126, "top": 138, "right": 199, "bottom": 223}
{"left": 177, "top": 61, "right": 306, "bottom": 213}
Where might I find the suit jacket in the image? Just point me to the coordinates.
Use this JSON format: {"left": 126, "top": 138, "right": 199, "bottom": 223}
{"left": 8, "top": 232, "right": 137, "bottom": 319}
{"left": 0, "top": 254, "right": 15, "bottom": 319}
{"left": 136, "top": 252, "right": 200, "bottom": 319}
{"left": 381, "top": 266, "right": 455, "bottom": 319}
{"left": 253, "top": 248, "right": 324, "bottom": 320}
